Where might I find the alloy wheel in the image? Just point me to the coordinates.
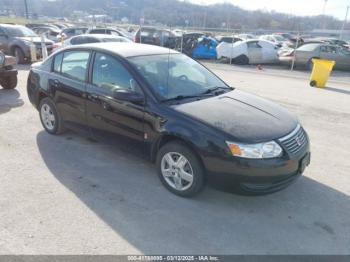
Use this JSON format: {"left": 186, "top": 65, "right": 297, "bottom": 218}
{"left": 161, "top": 152, "right": 194, "bottom": 191}
{"left": 40, "top": 103, "right": 56, "bottom": 131}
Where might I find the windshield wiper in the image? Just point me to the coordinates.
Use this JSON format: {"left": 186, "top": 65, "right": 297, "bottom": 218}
{"left": 203, "top": 86, "right": 233, "bottom": 95}
{"left": 162, "top": 94, "right": 212, "bottom": 103}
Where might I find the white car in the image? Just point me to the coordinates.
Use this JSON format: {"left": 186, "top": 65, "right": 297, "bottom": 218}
{"left": 259, "top": 34, "right": 286, "bottom": 47}
{"left": 61, "top": 34, "right": 131, "bottom": 49}
{"left": 216, "top": 39, "right": 278, "bottom": 64}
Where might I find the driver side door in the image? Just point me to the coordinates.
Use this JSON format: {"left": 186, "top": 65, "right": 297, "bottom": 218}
{"left": 86, "top": 52, "right": 146, "bottom": 155}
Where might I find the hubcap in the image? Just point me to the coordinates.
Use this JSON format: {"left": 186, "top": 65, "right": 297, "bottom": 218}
{"left": 40, "top": 103, "right": 56, "bottom": 131}
{"left": 161, "top": 152, "right": 194, "bottom": 191}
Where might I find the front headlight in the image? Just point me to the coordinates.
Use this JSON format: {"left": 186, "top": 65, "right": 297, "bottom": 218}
{"left": 226, "top": 140, "right": 283, "bottom": 159}
{"left": 0, "top": 52, "right": 5, "bottom": 67}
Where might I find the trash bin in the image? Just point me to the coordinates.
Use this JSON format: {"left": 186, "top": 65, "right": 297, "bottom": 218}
{"left": 309, "top": 59, "right": 336, "bottom": 88}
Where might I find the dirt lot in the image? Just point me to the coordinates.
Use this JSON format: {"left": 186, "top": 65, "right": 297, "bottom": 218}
{"left": 0, "top": 64, "right": 350, "bottom": 254}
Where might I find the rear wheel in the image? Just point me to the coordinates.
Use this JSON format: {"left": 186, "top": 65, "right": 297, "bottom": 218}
{"left": 39, "top": 97, "right": 65, "bottom": 135}
{"left": 234, "top": 55, "right": 249, "bottom": 65}
{"left": 156, "top": 141, "right": 205, "bottom": 197}
{"left": 0, "top": 75, "right": 17, "bottom": 89}
{"left": 14, "top": 47, "right": 25, "bottom": 64}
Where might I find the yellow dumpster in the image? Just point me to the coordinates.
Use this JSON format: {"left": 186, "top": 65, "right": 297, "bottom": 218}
{"left": 309, "top": 59, "right": 336, "bottom": 88}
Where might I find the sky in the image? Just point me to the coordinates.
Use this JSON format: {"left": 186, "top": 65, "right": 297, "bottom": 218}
{"left": 187, "top": 0, "right": 350, "bottom": 19}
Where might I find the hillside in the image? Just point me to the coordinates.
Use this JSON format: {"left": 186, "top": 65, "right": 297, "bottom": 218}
{"left": 0, "top": 0, "right": 347, "bottom": 31}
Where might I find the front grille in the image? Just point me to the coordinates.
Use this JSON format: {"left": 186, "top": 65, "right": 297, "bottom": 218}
{"left": 279, "top": 125, "right": 308, "bottom": 155}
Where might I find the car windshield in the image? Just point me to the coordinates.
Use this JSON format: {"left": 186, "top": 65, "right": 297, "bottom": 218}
{"left": 128, "top": 54, "right": 228, "bottom": 101}
{"left": 6, "top": 26, "right": 37, "bottom": 37}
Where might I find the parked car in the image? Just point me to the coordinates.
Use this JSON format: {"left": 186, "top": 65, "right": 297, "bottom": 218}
{"left": 236, "top": 34, "right": 256, "bottom": 40}
{"left": 216, "top": 35, "right": 242, "bottom": 44}
{"left": 57, "top": 27, "right": 88, "bottom": 41}
{"left": 87, "top": 28, "right": 133, "bottom": 40}
{"left": 191, "top": 36, "right": 218, "bottom": 59}
{"left": 27, "top": 43, "right": 310, "bottom": 197}
{"left": 134, "top": 27, "right": 177, "bottom": 48}
{"left": 217, "top": 39, "right": 278, "bottom": 64}
{"left": 62, "top": 34, "right": 131, "bottom": 48}
{"left": 0, "top": 51, "right": 17, "bottom": 89}
{"left": 32, "top": 26, "right": 61, "bottom": 42}
{"left": 259, "top": 34, "right": 285, "bottom": 47}
{"left": 279, "top": 43, "right": 350, "bottom": 70}
{"left": 0, "top": 24, "right": 54, "bottom": 64}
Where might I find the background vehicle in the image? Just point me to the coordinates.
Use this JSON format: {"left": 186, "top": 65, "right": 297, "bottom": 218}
{"left": 87, "top": 28, "right": 133, "bottom": 40}
{"left": 62, "top": 34, "right": 131, "bottom": 48}
{"left": 236, "top": 34, "right": 256, "bottom": 40}
{"left": 216, "top": 35, "right": 242, "bottom": 44}
{"left": 27, "top": 43, "right": 310, "bottom": 197}
{"left": 32, "top": 26, "right": 61, "bottom": 42}
{"left": 259, "top": 34, "right": 285, "bottom": 47}
{"left": 0, "top": 24, "right": 54, "bottom": 64}
{"left": 0, "top": 51, "right": 17, "bottom": 89}
{"left": 57, "top": 27, "right": 88, "bottom": 41}
{"left": 134, "top": 27, "right": 177, "bottom": 48}
{"left": 279, "top": 43, "right": 350, "bottom": 70}
{"left": 217, "top": 39, "right": 278, "bottom": 64}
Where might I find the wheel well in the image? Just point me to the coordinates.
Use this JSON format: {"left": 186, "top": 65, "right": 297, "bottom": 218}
{"left": 153, "top": 135, "right": 205, "bottom": 171}
{"left": 10, "top": 45, "right": 21, "bottom": 55}
{"left": 37, "top": 92, "right": 48, "bottom": 108}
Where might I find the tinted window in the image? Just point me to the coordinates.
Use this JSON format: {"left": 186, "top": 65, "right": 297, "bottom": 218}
{"left": 53, "top": 52, "right": 63, "bottom": 73}
{"left": 247, "top": 41, "right": 261, "bottom": 48}
{"left": 92, "top": 53, "right": 138, "bottom": 93}
{"left": 71, "top": 36, "right": 99, "bottom": 45}
{"left": 320, "top": 45, "right": 337, "bottom": 54}
{"left": 61, "top": 51, "right": 90, "bottom": 82}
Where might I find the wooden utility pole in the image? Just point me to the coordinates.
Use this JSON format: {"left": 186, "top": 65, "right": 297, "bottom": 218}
{"left": 24, "top": 0, "right": 29, "bottom": 19}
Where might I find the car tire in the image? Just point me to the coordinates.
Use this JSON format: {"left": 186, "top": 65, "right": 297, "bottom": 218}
{"left": 156, "top": 141, "right": 205, "bottom": 197}
{"left": 234, "top": 55, "right": 249, "bottom": 65}
{"left": 0, "top": 75, "right": 17, "bottom": 89}
{"left": 306, "top": 59, "right": 314, "bottom": 71}
{"left": 39, "top": 97, "right": 65, "bottom": 135}
{"left": 14, "top": 47, "right": 25, "bottom": 64}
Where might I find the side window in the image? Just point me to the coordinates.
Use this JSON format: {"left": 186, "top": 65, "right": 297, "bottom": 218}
{"left": 61, "top": 51, "right": 90, "bottom": 82}
{"left": 53, "top": 52, "right": 63, "bottom": 73}
{"left": 92, "top": 53, "right": 139, "bottom": 93}
{"left": 247, "top": 41, "right": 261, "bottom": 49}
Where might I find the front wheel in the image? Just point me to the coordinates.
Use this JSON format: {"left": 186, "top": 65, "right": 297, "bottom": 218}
{"left": 156, "top": 141, "right": 205, "bottom": 197}
{"left": 0, "top": 75, "right": 17, "bottom": 89}
{"left": 39, "top": 97, "right": 65, "bottom": 135}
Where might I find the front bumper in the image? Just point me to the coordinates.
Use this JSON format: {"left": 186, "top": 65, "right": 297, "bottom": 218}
{"left": 205, "top": 142, "right": 310, "bottom": 194}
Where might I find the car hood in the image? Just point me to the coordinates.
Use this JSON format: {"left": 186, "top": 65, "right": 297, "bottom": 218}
{"left": 171, "top": 90, "right": 298, "bottom": 143}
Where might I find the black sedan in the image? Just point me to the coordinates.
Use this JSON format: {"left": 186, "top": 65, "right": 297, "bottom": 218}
{"left": 27, "top": 43, "right": 310, "bottom": 197}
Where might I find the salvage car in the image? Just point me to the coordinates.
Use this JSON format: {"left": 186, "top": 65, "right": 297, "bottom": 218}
{"left": 217, "top": 39, "right": 278, "bottom": 64}
{"left": 87, "top": 28, "right": 133, "bottom": 40}
{"left": 279, "top": 43, "right": 350, "bottom": 70}
{"left": 0, "top": 24, "right": 54, "bottom": 64}
{"left": 27, "top": 43, "right": 310, "bottom": 197}
{"left": 61, "top": 34, "right": 131, "bottom": 48}
{"left": 0, "top": 51, "right": 17, "bottom": 89}
{"left": 134, "top": 27, "right": 177, "bottom": 48}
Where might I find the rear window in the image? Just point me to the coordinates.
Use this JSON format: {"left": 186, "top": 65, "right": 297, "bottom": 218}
{"left": 61, "top": 51, "right": 90, "bottom": 82}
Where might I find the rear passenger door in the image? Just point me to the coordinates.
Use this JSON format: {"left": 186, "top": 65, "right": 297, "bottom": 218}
{"left": 247, "top": 41, "right": 263, "bottom": 64}
{"left": 50, "top": 50, "right": 91, "bottom": 133}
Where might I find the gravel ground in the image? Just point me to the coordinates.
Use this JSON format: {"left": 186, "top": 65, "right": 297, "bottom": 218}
{"left": 0, "top": 64, "right": 349, "bottom": 255}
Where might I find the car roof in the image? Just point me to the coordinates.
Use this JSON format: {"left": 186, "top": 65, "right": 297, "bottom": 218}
{"left": 0, "top": 23, "right": 26, "bottom": 28}
{"left": 64, "top": 42, "right": 179, "bottom": 57}
{"left": 73, "top": 34, "right": 127, "bottom": 39}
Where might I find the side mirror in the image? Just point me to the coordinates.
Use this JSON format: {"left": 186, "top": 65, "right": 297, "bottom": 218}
{"left": 113, "top": 89, "right": 144, "bottom": 104}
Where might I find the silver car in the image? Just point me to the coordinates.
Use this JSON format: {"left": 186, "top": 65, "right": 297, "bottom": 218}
{"left": 280, "top": 43, "right": 350, "bottom": 70}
